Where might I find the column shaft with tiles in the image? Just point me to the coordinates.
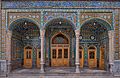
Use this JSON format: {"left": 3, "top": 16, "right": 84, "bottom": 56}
{"left": 114, "top": 9, "right": 119, "bottom": 60}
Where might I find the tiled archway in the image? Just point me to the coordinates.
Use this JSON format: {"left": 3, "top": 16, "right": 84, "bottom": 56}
{"left": 7, "top": 18, "right": 40, "bottom": 71}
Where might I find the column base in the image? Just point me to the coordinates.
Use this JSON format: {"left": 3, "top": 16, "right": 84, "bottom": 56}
{"left": 40, "top": 69, "right": 45, "bottom": 73}
{"left": 40, "top": 64, "right": 45, "bottom": 73}
{"left": 75, "top": 65, "right": 80, "bottom": 73}
{"left": 109, "top": 62, "right": 114, "bottom": 73}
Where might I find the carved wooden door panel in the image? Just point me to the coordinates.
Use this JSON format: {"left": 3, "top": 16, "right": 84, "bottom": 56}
{"left": 63, "top": 48, "right": 69, "bottom": 66}
{"left": 88, "top": 50, "right": 97, "bottom": 68}
{"left": 51, "top": 48, "right": 57, "bottom": 66}
{"left": 24, "top": 49, "right": 32, "bottom": 68}
{"left": 51, "top": 47, "right": 69, "bottom": 67}
{"left": 37, "top": 49, "right": 41, "bottom": 68}
{"left": 79, "top": 49, "right": 84, "bottom": 68}
{"left": 99, "top": 47, "right": 105, "bottom": 69}
{"left": 51, "top": 33, "right": 70, "bottom": 67}
{"left": 57, "top": 48, "right": 63, "bottom": 66}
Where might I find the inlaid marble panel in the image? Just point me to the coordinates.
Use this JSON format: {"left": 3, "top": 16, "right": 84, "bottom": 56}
{"left": 113, "top": 60, "right": 120, "bottom": 76}
{"left": 0, "top": 60, "right": 7, "bottom": 74}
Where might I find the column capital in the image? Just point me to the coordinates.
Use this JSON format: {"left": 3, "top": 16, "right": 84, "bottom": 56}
{"left": 40, "top": 29, "right": 45, "bottom": 38}
{"left": 114, "top": 9, "right": 119, "bottom": 15}
{"left": 108, "top": 30, "right": 114, "bottom": 39}
{"left": 6, "top": 30, "right": 12, "bottom": 38}
{"left": 75, "top": 30, "right": 80, "bottom": 38}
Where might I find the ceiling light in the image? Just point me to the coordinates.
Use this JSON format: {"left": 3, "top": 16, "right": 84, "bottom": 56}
{"left": 25, "top": 22, "right": 27, "bottom": 25}
{"left": 93, "top": 22, "right": 96, "bottom": 25}
{"left": 59, "top": 21, "right": 62, "bottom": 24}
{"left": 26, "top": 36, "right": 29, "bottom": 39}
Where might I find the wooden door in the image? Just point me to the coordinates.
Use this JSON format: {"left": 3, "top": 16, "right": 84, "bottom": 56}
{"left": 24, "top": 48, "right": 32, "bottom": 68}
{"left": 88, "top": 47, "right": 97, "bottom": 68}
{"left": 79, "top": 48, "right": 84, "bottom": 68}
{"left": 37, "top": 49, "right": 41, "bottom": 68}
{"left": 51, "top": 46, "right": 69, "bottom": 67}
{"left": 51, "top": 48, "right": 57, "bottom": 66}
{"left": 57, "top": 48, "right": 63, "bottom": 66}
{"left": 99, "top": 47, "right": 105, "bottom": 69}
{"left": 63, "top": 48, "right": 69, "bottom": 66}
{"left": 51, "top": 33, "right": 70, "bottom": 67}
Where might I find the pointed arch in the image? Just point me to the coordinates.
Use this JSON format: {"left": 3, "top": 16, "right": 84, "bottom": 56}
{"left": 44, "top": 17, "right": 76, "bottom": 30}
{"left": 88, "top": 45, "right": 97, "bottom": 50}
{"left": 9, "top": 18, "right": 40, "bottom": 31}
{"left": 24, "top": 45, "right": 32, "bottom": 49}
{"left": 51, "top": 32, "right": 69, "bottom": 44}
{"left": 80, "top": 18, "right": 113, "bottom": 31}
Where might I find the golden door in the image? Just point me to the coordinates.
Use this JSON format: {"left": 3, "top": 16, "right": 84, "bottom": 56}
{"left": 51, "top": 47, "right": 69, "bottom": 67}
{"left": 24, "top": 48, "right": 32, "bottom": 68}
{"left": 88, "top": 47, "right": 97, "bottom": 68}
{"left": 37, "top": 49, "right": 41, "bottom": 68}
{"left": 99, "top": 47, "right": 105, "bottom": 69}
{"left": 79, "top": 48, "right": 84, "bottom": 68}
{"left": 57, "top": 48, "right": 63, "bottom": 66}
{"left": 63, "top": 48, "right": 69, "bottom": 66}
{"left": 51, "top": 48, "right": 57, "bottom": 66}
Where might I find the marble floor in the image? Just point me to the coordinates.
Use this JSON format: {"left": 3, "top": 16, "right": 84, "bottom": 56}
{"left": 0, "top": 67, "right": 119, "bottom": 78}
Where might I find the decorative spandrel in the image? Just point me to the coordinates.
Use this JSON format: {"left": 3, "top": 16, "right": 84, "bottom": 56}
{"left": 44, "top": 12, "right": 77, "bottom": 28}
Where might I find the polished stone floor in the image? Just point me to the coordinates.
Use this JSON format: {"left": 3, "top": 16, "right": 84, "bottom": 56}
{"left": 0, "top": 67, "right": 120, "bottom": 78}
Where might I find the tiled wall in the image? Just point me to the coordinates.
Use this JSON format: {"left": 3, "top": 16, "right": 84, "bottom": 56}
{"left": 2, "top": 1, "right": 120, "bottom": 9}
{"left": 114, "top": 9, "right": 119, "bottom": 60}
{"left": 0, "top": 1, "right": 120, "bottom": 61}
{"left": 11, "top": 32, "right": 23, "bottom": 70}
{"left": 1, "top": 10, "right": 6, "bottom": 60}
{"left": 0, "top": 0, "right": 2, "bottom": 59}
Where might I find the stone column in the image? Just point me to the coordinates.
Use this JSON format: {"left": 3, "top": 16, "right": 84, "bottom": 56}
{"left": 75, "top": 30, "right": 80, "bottom": 73}
{"left": 40, "top": 29, "right": 45, "bottom": 73}
{"left": 6, "top": 30, "right": 12, "bottom": 74}
{"left": 108, "top": 30, "right": 114, "bottom": 73}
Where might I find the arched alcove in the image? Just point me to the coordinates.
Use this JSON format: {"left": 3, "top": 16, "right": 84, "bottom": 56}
{"left": 44, "top": 18, "right": 75, "bottom": 67}
{"left": 9, "top": 18, "right": 40, "bottom": 70}
{"left": 80, "top": 18, "right": 112, "bottom": 70}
